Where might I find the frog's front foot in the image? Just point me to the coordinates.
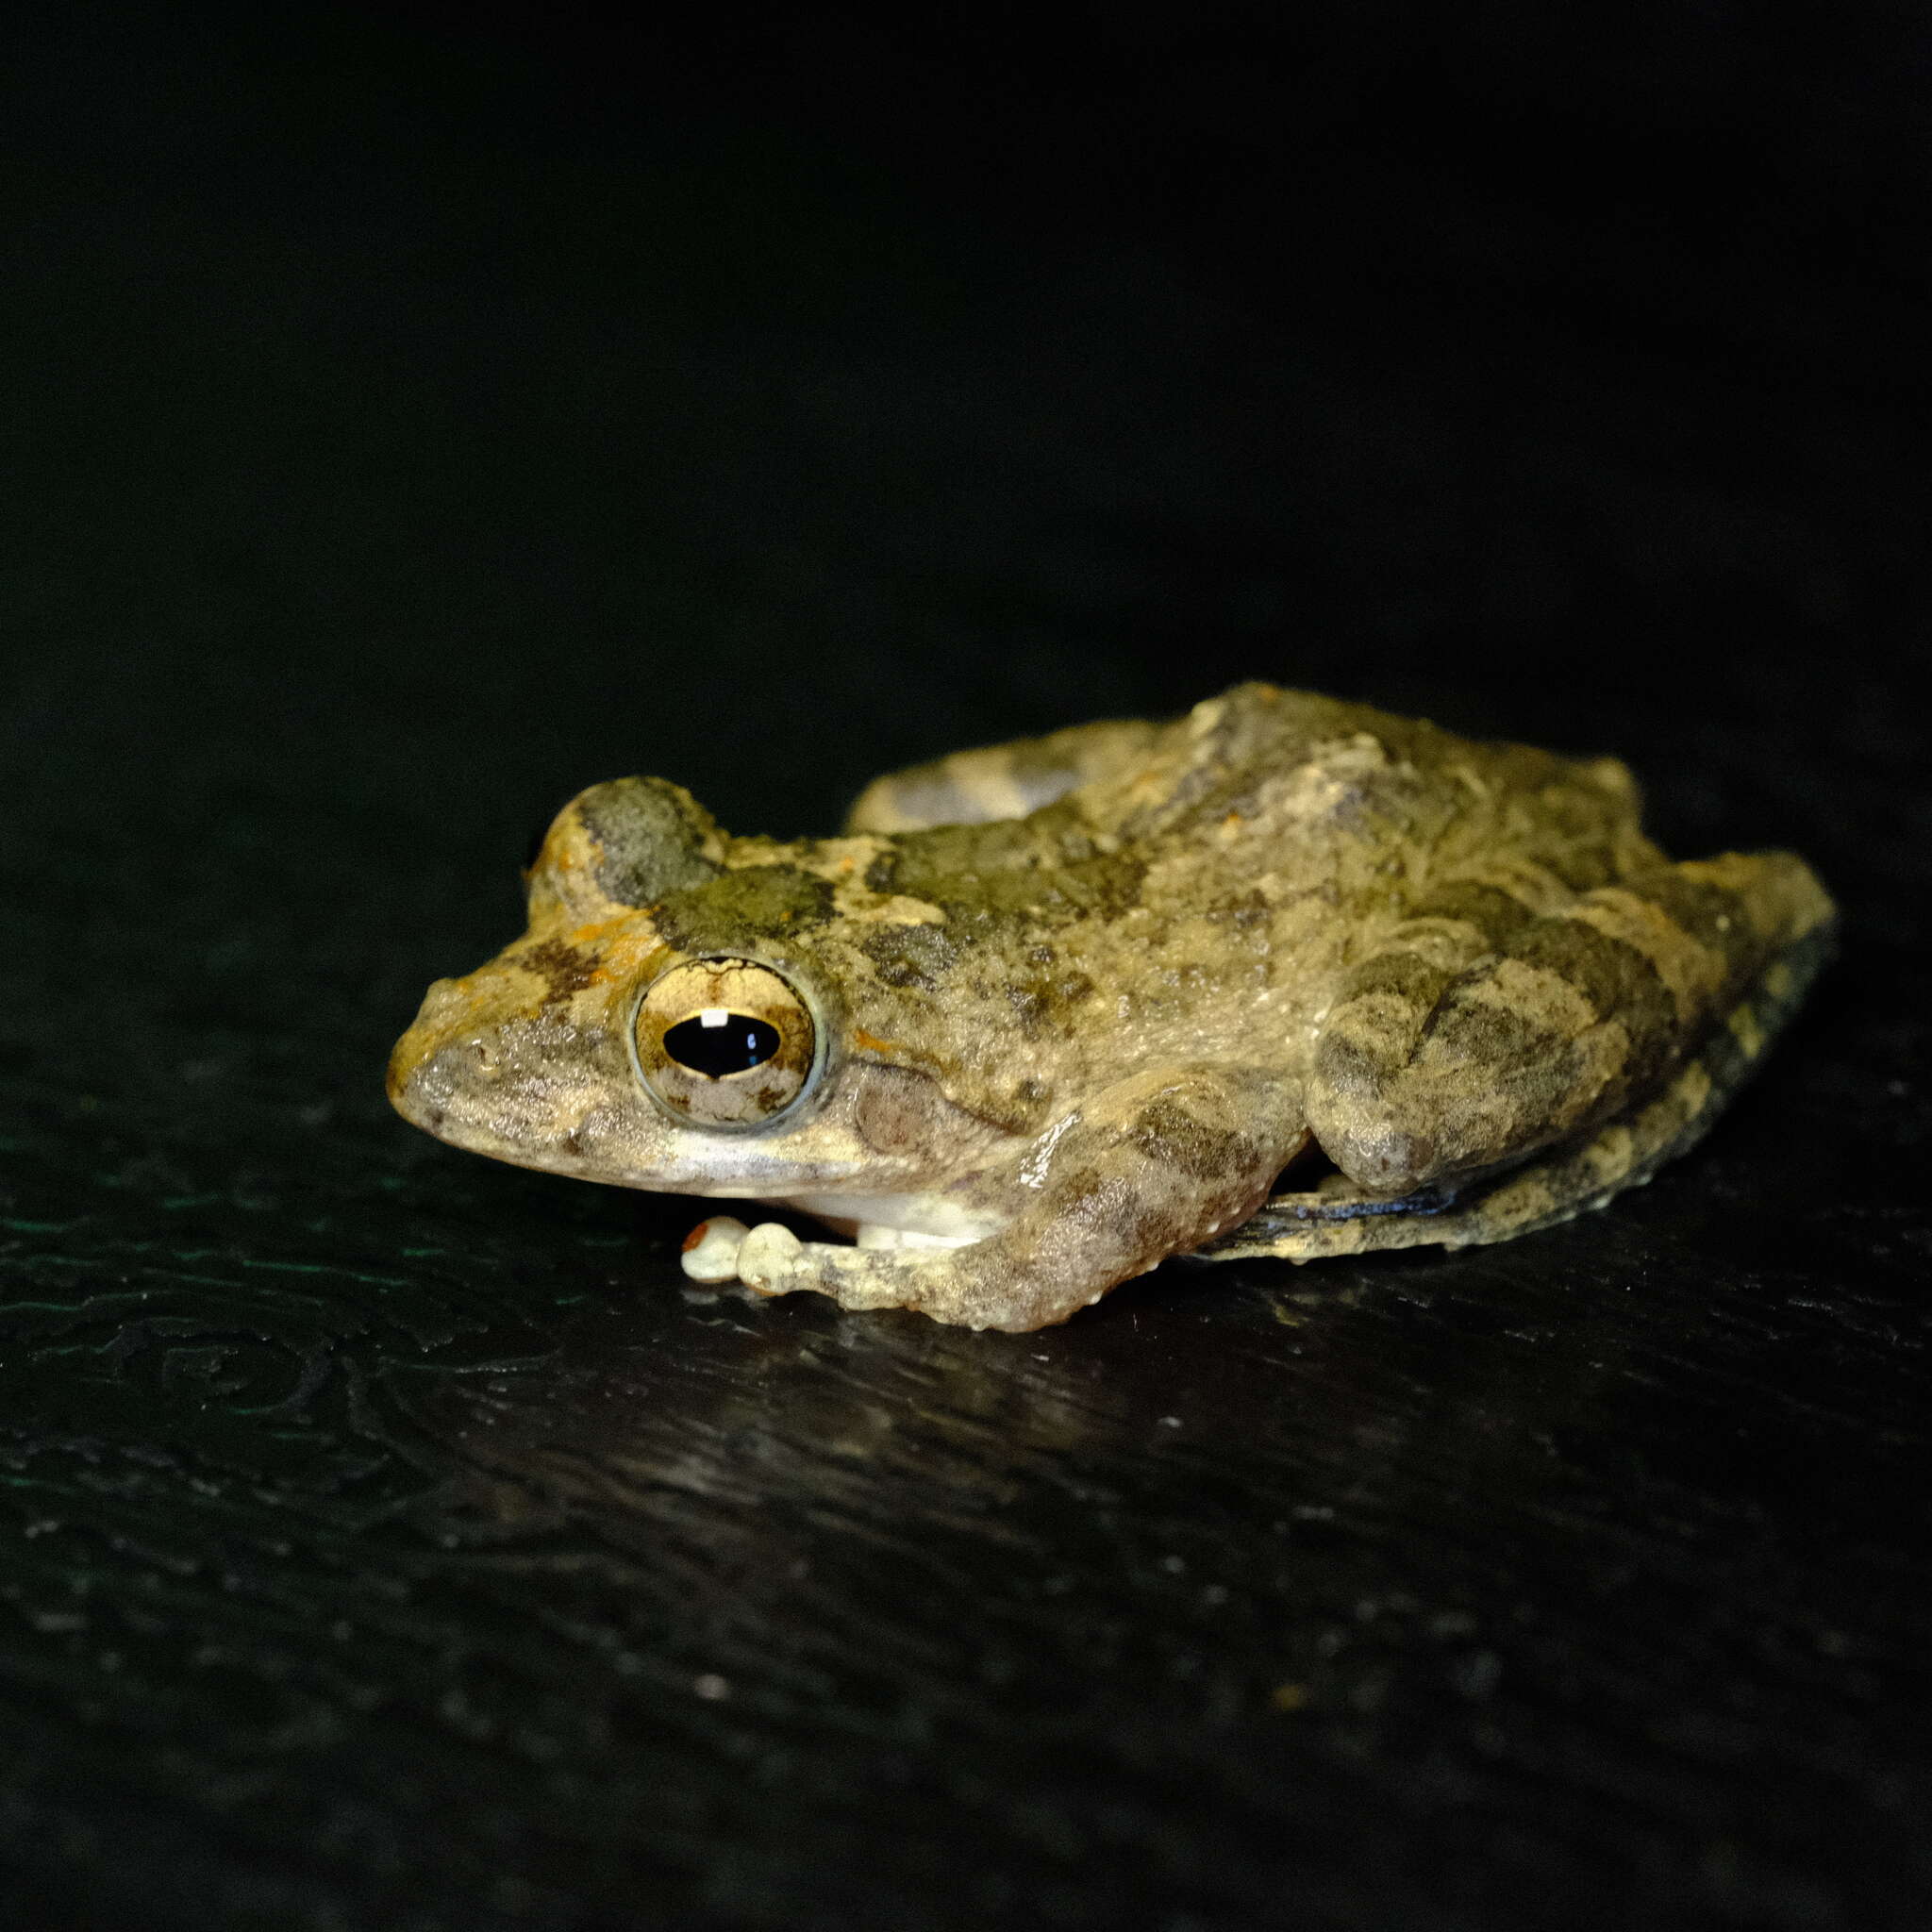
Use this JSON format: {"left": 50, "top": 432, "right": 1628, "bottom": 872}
{"left": 679, "top": 1216, "right": 807, "bottom": 1296}
{"left": 736, "top": 1222, "right": 806, "bottom": 1292}
{"left": 676, "top": 1066, "right": 1307, "bottom": 1331}
{"left": 679, "top": 1214, "right": 747, "bottom": 1281}
{"left": 681, "top": 1214, "right": 956, "bottom": 1315}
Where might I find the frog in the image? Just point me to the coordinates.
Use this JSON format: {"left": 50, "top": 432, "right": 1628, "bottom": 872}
{"left": 387, "top": 684, "right": 1835, "bottom": 1332}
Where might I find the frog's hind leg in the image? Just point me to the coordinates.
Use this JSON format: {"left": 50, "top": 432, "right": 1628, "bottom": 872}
{"left": 1199, "top": 918, "right": 1835, "bottom": 1265}
{"left": 843, "top": 716, "right": 1162, "bottom": 833}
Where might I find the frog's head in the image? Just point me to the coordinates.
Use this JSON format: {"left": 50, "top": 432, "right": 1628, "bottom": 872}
{"left": 386, "top": 776, "right": 985, "bottom": 1200}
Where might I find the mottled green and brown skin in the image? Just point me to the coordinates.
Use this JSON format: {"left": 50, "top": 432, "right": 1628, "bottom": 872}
{"left": 388, "top": 685, "right": 1835, "bottom": 1331}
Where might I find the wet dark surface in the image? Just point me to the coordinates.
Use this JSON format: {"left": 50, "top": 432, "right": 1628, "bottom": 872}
{"left": 4, "top": 8, "right": 1929, "bottom": 1929}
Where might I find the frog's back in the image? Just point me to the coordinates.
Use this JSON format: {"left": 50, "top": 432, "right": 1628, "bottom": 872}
{"left": 1095, "top": 683, "right": 1660, "bottom": 905}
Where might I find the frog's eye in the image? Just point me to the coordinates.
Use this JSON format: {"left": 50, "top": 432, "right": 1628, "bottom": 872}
{"left": 634, "top": 958, "right": 817, "bottom": 1129}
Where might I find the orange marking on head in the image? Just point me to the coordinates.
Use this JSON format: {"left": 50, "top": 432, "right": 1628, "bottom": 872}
{"left": 852, "top": 1028, "right": 898, "bottom": 1055}
{"left": 681, "top": 1222, "right": 712, "bottom": 1253}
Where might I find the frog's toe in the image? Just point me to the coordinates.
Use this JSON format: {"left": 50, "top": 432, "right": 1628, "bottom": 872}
{"left": 679, "top": 1216, "right": 750, "bottom": 1283}
{"left": 736, "top": 1221, "right": 805, "bottom": 1294}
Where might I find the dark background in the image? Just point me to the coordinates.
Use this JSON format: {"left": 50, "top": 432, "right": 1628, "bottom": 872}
{"left": 3, "top": 5, "right": 1928, "bottom": 1929}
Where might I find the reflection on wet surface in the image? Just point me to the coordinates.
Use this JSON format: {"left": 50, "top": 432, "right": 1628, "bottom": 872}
{"left": 4, "top": 1028, "right": 1926, "bottom": 1932}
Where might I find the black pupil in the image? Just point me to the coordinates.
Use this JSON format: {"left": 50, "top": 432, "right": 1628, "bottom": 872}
{"left": 662, "top": 1013, "right": 782, "bottom": 1078}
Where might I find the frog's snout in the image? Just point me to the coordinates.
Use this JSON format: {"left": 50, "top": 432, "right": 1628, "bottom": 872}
{"left": 385, "top": 970, "right": 537, "bottom": 1144}
{"left": 387, "top": 958, "right": 632, "bottom": 1173}
{"left": 386, "top": 976, "right": 472, "bottom": 1113}
{"left": 388, "top": 1020, "right": 541, "bottom": 1159}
